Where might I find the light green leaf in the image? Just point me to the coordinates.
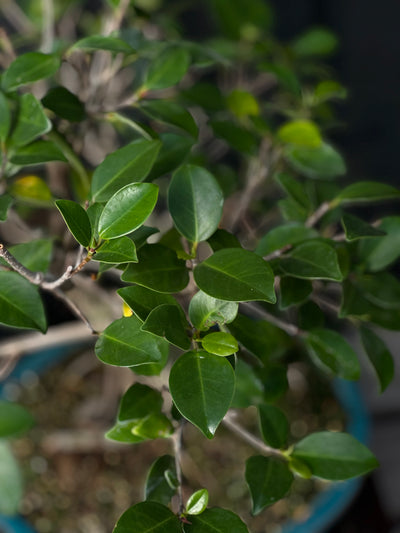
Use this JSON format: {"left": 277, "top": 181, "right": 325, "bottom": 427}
{"left": 145, "top": 47, "right": 190, "bottom": 90}
{"left": 122, "top": 244, "right": 189, "bottom": 293}
{"left": 292, "top": 431, "right": 379, "bottom": 480}
{"left": 140, "top": 100, "right": 198, "bottom": 138}
{"left": 332, "top": 181, "right": 400, "bottom": 206}
{"left": 55, "top": 199, "right": 92, "bottom": 247}
{"left": 285, "top": 142, "right": 346, "bottom": 180}
{"left": 256, "top": 223, "right": 318, "bottom": 256}
{"left": 0, "top": 92, "right": 11, "bottom": 142}
{"left": 98, "top": 183, "right": 158, "bottom": 240}
{"left": 186, "top": 489, "right": 209, "bottom": 515}
{"left": 359, "top": 216, "right": 400, "bottom": 271}
{"left": 0, "top": 441, "right": 23, "bottom": 515}
{"left": 360, "top": 326, "right": 394, "bottom": 393}
{"left": 118, "top": 285, "right": 177, "bottom": 321}
{"left": 168, "top": 165, "right": 224, "bottom": 243}
{"left": 93, "top": 237, "right": 137, "bottom": 264}
{"left": 10, "top": 93, "right": 51, "bottom": 147}
{"left": 0, "top": 194, "right": 13, "bottom": 221}
{"left": 145, "top": 455, "right": 177, "bottom": 506}
{"left": 113, "top": 501, "right": 182, "bottom": 533}
{"left": 183, "top": 507, "right": 249, "bottom": 533}
{"left": 69, "top": 35, "right": 135, "bottom": 54}
{"left": 305, "top": 328, "right": 360, "bottom": 380}
{"left": 341, "top": 213, "right": 386, "bottom": 241}
{"left": 91, "top": 139, "right": 161, "bottom": 202}
{"left": 42, "top": 86, "right": 86, "bottom": 122}
{"left": 245, "top": 456, "right": 293, "bottom": 514}
{"left": 189, "top": 291, "right": 238, "bottom": 331}
{"left": 10, "top": 140, "right": 68, "bottom": 165}
{"left": 95, "top": 315, "right": 169, "bottom": 367}
{"left": 141, "top": 304, "right": 191, "bottom": 350}
{"left": 2, "top": 52, "right": 60, "bottom": 91}
{"left": 278, "top": 120, "right": 322, "bottom": 148}
{"left": 227, "top": 89, "right": 259, "bottom": 118}
{"left": 194, "top": 248, "right": 276, "bottom": 303}
{"left": 0, "top": 271, "right": 47, "bottom": 332}
{"left": 202, "top": 331, "right": 238, "bottom": 356}
{"left": 258, "top": 404, "right": 289, "bottom": 449}
{"left": 169, "top": 351, "right": 235, "bottom": 438}
{"left": 0, "top": 401, "right": 34, "bottom": 438}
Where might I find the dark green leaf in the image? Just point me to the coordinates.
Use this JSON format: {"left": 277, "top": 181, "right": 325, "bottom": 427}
{"left": 6, "top": 239, "right": 52, "bottom": 271}
{"left": 0, "top": 271, "right": 46, "bottom": 332}
{"left": 194, "top": 248, "right": 276, "bottom": 303}
{"left": 141, "top": 304, "right": 191, "bottom": 350}
{"left": 140, "top": 100, "right": 198, "bottom": 138}
{"left": 183, "top": 507, "right": 249, "bottom": 533}
{"left": 245, "top": 456, "right": 293, "bottom": 514}
{"left": 207, "top": 0, "right": 273, "bottom": 39}
{"left": 10, "top": 94, "right": 51, "bottom": 147}
{"left": 91, "top": 139, "right": 161, "bottom": 202}
{"left": 169, "top": 351, "right": 235, "bottom": 438}
{"left": 130, "top": 225, "right": 159, "bottom": 249}
{"left": 279, "top": 277, "right": 312, "bottom": 309}
{"left": 70, "top": 35, "right": 135, "bottom": 54}
{"left": 261, "top": 63, "right": 301, "bottom": 95}
{"left": 113, "top": 501, "right": 182, "bottom": 533}
{"left": 256, "top": 223, "right": 317, "bottom": 256}
{"left": 298, "top": 300, "right": 325, "bottom": 330}
{"left": 95, "top": 315, "right": 169, "bottom": 367}
{"left": 122, "top": 244, "right": 189, "bottom": 293}
{"left": 258, "top": 405, "right": 289, "bottom": 449}
{"left": 2, "top": 52, "right": 60, "bottom": 92}
{"left": 341, "top": 213, "right": 386, "bottom": 241}
{"left": 292, "top": 431, "right": 379, "bottom": 480}
{"left": 358, "top": 216, "right": 400, "bottom": 271}
{"left": 353, "top": 272, "right": 400, "bottom": 310}
{"left": 98, "top": 183, "right": 158, "bottom": 239}
{"left": 278, "top": 120, "right": 322, "bottom": 148}
{"left": 314, "top": 80, "right": 347, "bottom": 102}
{"left": 147, "top": 133, "right": 194, "bottom": 181}
{"left": 0, "top": 193, "right": 13, "bottom": 221}
{"left": 285, "top": 142, "right": 346, "bottom": 180}
{"left": 145, "top": 47, "right": 190, "bottom": 90}
{"left": 118, "top": 383, "right": 162, "bottom": 421}
{"left": 274, "top": 173, "right": 312, "bottom": 210}
{"left": 255, "top": 364, "right": 289, "bottom": 402}
{"left": 305, "top": 328, "right": 360, "bottom": 380}
{"left": 145, "top": 455, "right": 177, "bottom": 506}
{"left": 332, "top": 181, "right": 400, "bottom": 206}
{"left": 291, "top": 28, "right": 338, "bottom": 57}
{"left": 10, "top": 140, "right": 68, "bottom": 165}
{"left": 93, "top": 237, "right": 137, "bottom": 263}
{"left": 0, "top": 401, "right": 34, "bottom": 438}
{"left": 0, "top": 91, "right": 11, "bottom": 142}
{"left": 118, "top": 285, "right": 177, "bottom": 321}
{"left": 360, "top": 326, "right": 395, "bottom": 393}
{"left": 202, "top": 332, "right": 238, "bottom": 356}
{"left": 186, "top": 489, "right": 209, "bottom": 515}
{"left": 231, "top": 359, "right": 265, "bottom": 408}
{"left": 42, "top": 87, "right": 86, "bottom": 122}
{"left": 189, "top": 291, "right": 238, "bottom": 331}
{"left": 0, "top": 441, "right": 23, "bottom": 515}
{"left": 210, "top": 120, "right": 257, "bottom": 154}
{"left": 55, "top": 199, "right": 92, "bottom": 247}
{"left": 207, "top": 229, "right": 241, "bottom": 252}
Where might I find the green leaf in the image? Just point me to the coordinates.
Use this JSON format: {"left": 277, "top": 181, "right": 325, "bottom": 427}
{"left": 227, "top": 89, "right": 259, "bottom": 118}
{"left": 145, "top": 47, "right": 190, "bottom": 90}
{"left": 55, "top": 199, "right": 92, "bottom": 247}
{"left": 231, "top": 359, "right": 265, "bottom": 408}
{"left": 256, "top": 223, "right": 317, "bottom": 256}
{"left": 258, "top": 404, "right": 289, "bottom": 449}
{"left": 91, "top": 139, "right": 161, "bottom": 202}
{"left": 95, "top": 315, "right": 169, "bottom": 367}
{"left": 0, "top": 271, "right": 47, "bottom": 332}
{"left": 278, "top": 120, "right": 322, "bottom": 148}
{"left": 70, "top": 35, "right": 135, "bottom": 54}
{"left": 245, "top": 456, "right": 293, "bottom": 514}
{"left": 169, "top": 351, "right": 235, "bottom": 438}
{"left": 288, "top": 457, "right": 313, "bottom": 479}
{"left": 10, "top": 140, "right": 68, "bottom": 165}
{"left": 186, "top": 489, "right": 209, "bottom": 515}
{"left": 189, "top": 290, "right": 238, "bottom": 331}
{"left": 131, "top": 413, "right": 173, "bottom": 440}
{"left": 279, "top": 240, "right": 343, "bottom": 281}
{"left": 285, "top": 142, "right": 346, "bottom": 180}
{"left": 5, "top": 239, "right": 52, "bottom": 271}
{"left": 122, "top": 244, "right": 189, "bottom": 293}
{"left": 0, "top": 401, "right": 34, "bottom": 438}
{"left": 0, "top": 91, "right": 11, "bottom": 142}
{"left": 141, "top": 304, "right": 191, "bottom": 350}
{"left": 118, "top": 383, "right": 163, "bottom": 420}
{"left": 118, "top": 285, "right": 177, "bottom": 321}
{"left": 168, "top": 165, "right": 224, "bottom": 243}
{"left": 147, "top": 133, "right": 194, "bottom": 181}
{"left": 358, "top": 216, "right": 400, "bottom": 271}
{"left": 360, "top": 326, "right": 395, "bottom": 393}
{"left": 0, "top": 441, "right": 23, "bottom": 515}
{"left": 10, "top": 93, "right": 51, "bottom": 147}
{"left": 93, "top": 237, "right": 137, "bottom": 263}
{"left": 314, "top": 80, "right": 347, "bottom": 102}
{"left": 0, "top": 193, "right": 13, "bottom": 221}
{"left": 353, "top": 272, "right": 400, "bottom": 310}
{"left": 194, "top": 248, "right": 276, "bottom": 303}
{"left": 292, "top": 431, "right": 379, "bottom": 480}
{"left": 183, "top": 507, "right": 249, "bottom": 533}
{"left": 211, "top": 120, "right": 257, "bottom": 154}
{"left": 332, "top": 181, "right": 400, "bottom": 206}
{"left": 130, "top": 225, "right": 159, "bottom": 249}
{"left": 341, "top": 213, "right": 386, "bottom": 241}
{"left": 10, "top": 175, "right": 52, "bottom": 206}
{"left": 140, "top": 100, "right": 198, "bottom": 138}
{"left": 207, "top": 229, "right": 242, "bottom": 252}
{"left": 98, "top": 183, "right": 158, "bottom": 239}
{"left": 279, "top": 277, "right": 312, "bottom": 309}
{"left": 202, "top": 332, "right": 238, "bottom": 356}
{"left": 113, "top": 501, "right": 182, "bottom": 533}
{"left": 42, "top": 87, "right": 86, "bottom": 122}
{"left": 145, "top": 455, "right": 177, "bottom": 506}
{"left": 274, "top": 173, "right": 312, "bottom": 210}
{"left": 305, "top": 328, "right": 360, "bottom": 380}
{"left": 2, "top": 52, "right": 60, "bottom": 92}
{"left": 291, "top": 28, "right": 338, "bottom": 57}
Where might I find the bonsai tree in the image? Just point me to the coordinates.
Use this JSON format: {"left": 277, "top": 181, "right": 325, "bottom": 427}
{"left": 0, "top": 0, "right": 398, "bottom": 531}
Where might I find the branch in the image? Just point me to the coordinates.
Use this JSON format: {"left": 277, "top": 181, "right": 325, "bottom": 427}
{"left": 305, "top": 201, "right": 331, "bottom": 228}
{"left": 41, "top": 0, "right": 54, "bottom": 53}
{"left": 240, "top": 302, "right": 304, "bottom": 337}
{"left": 172, "top": 421, "right": 185, "bottom": 515}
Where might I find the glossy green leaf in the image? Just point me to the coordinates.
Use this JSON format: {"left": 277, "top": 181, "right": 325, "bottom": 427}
{"left": 207, "top": 229, "right": 241, "bottom": 252}
{"left": 132, "top": 348, "right": 170, "bottom": 377}
{"left": 258, "top": 404, "right": 289, "bottom": 449}
{"left": 142, "top": 304, "right": 191, "bottom": 350}
{"left": 10, "top": 94, "right": 51, "bottom": 147}
{"left": 332, "top": 181, "right": 400, "bottom": 206}
{"left": 132, "top": 413, "right": 173, "bottom": 439}
{"left": 70, "top": 35, "right": 134, "bottom": 54}
{"left": 360, "top": 326, "right": 395, "bottom": 393}
{"left": 95, "top": 315, "right": 168, "bottom": 367}
{"left": 0, "top": 401, "right": 34, "bottom": 438}
{"left": 0, "top": 194, "right": 13, "bottom": 221}
{"left": 98, "top": 183, "right": 158, "bottom": 239}
{"left": 113, "top": 501, "right": 182, "bottom": 533}
{"left": 245, "top": 456, "right": 293, "bottom": 514}
{"left": 55, "top": 199, "right": 92, "bottom": 247}
{"left": 145, "top": 47, "right": 190, "bottom": 90}
{"left": 292, "top": 28, "right": 338, "bottom": 57}
{"left": 10, "top": 175, "right": 52, "bottom": 206}
{"left": 359, "top": 217, "right": 400, "bottom": 271}
{"left": 10, "top": 140, "right": 68, "bottom": 165}
{"left": 183, "top": 507, "right": 249, "bottom": 533}
{"left": 278, "top": 120, "right": 322, "bottom": 148}
{"left": 2, "top": 52, "right": 60, "bottom": 92}
{"left": 105, "top": 422, "right": 145, "bottom": 444}
{"left": 91, "top": 139, "right": 161, "bottom": 202}
{"left": 285, "top": 142, "right": 346, "bottom": 180}
{"left": 147, "top": 133, "right": 194, "bottom": 181}
{"left": 118, "top": 285, "right": 177, "bottom": 321}
{"left": 202, "top": 332, "right": 238, "bottom": 356}
{"left": 231, "top": 359, "right": 265, "bottom": 408}
{"left": 140, "top": 100, "right": 198, "bottom": 138}
{"left": 274, "top": 173, "right": 312, "bottom": 210}
{"left": 341, "top": 213, "right": 386, "bottom": 241}
{"left": 118, "top": 383, "right": 163, "bottom": 421}
{"left": 0, "top": 272, "right": 46, "bottom": 332}
{"left": 5, "top": 239, "right": 52, "bottom": 272}
{"left": 279, "top": 276, "right": 312, "bottom": 309}
{"left": 194, "top": 248, "right": 276, "bottom": 303}
{"left": 0, "top": 441, "right": 23, "bottom": 515}
{"left": 93, "top": 237, "right": 137, "bottom": 264}
{"left": 292, "top": 431, "right": 379, "bottom": 480}
{"left": 305, "top": 328, "right": 360, "bottom": 380}
{"left": 130, "top": 225, "right": 159, "bottom": 249}
{"left": 145, "top": 455, "right": 177, "bottom": 505}
{"left": 0, "top": 92, "right": 11, "bottom": 142}
{"left": 256, "top": 223, "right": 317, "bottom": 256}
{"left": 168, "top": 165, "right": 224, "bottom": 243}
{"left": 169, "top": 351, "right": 235, "bottom": 438}
{"left": 279, "top": 240, "right": 343, "bottom": 281}
{"left": 122, "top": 244, "right": 189, "bottom": 293}
{"left": 42, "top": 86, "right": 86, "bottom": 121}
{"left": 189, "top": 291, "right": 238, "bottom": 331}
{"left": 186, "top": 489, "right": 209, "bottom": 515}
{"left": 227, "top": 89, "right": 259, "bottom": 118}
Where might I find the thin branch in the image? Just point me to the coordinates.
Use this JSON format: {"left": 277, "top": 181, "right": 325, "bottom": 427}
{"left": 305, "top": 201, "right": 331, "bottom": 228}
{"left": 41, "top": 0, "right": 55, "bottom": 53}
{"left": 172, "top": 421, "right": 185, "bottom": 515}
{"left": 0, "top": 244, "right": 44, "bottom": 284}
{"left": 240, "top": 302, "right": 304, "bottom": 337}
{"left": 52, "top": 288, "right": 99, "bottom": 335}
